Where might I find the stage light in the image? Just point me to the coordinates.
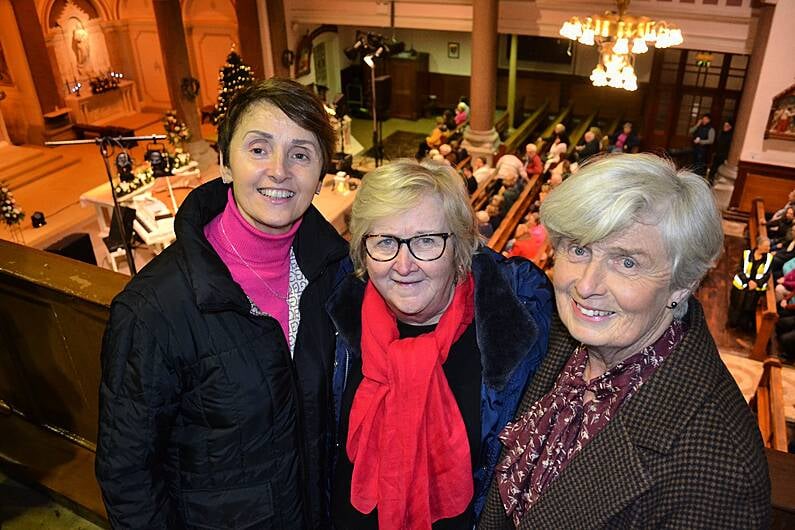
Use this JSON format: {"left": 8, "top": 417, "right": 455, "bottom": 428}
{"left": 31, "top": 211, "right": 46, "bottom": 228}
{"left": 115, "top": 152, "right": 135, "bottom": 182}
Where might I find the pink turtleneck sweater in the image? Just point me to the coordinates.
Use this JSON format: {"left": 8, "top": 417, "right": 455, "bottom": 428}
{"left": 204, "top": 189, "right": 300, "bottom": 342}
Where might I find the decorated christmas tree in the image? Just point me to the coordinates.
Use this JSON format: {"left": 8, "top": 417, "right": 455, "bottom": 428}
{"left": 212, "top": 49, "right": 254, "bottom": 126}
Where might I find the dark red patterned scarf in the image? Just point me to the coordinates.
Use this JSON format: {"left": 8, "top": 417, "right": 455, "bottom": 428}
{"left": 496, "top": 320, "right": 686, "bottom": 527}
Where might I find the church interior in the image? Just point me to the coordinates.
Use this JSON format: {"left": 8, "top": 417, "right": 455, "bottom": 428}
{"left": 0, "top": 0, "right": 794, "bottom": 526}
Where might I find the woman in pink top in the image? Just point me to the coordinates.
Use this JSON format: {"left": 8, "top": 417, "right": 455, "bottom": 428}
{"left": 97, "top": 78, "right": 349, "bottom": 529}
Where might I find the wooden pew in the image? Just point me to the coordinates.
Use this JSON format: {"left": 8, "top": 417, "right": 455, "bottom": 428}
{"left": 500, "top": 100, "right": 550, "bottom": 161}
{"left": 495, "top": 112, "right": 510, "bottom": 139}
{"left": 487, "top": 175, "right": 543, "bottom": 253}
{"left": 470, "top": 102, "right": 550, "bottom": 212}
{"left": 567, "top": 111, "right": 598, "bottom": 157}
{"left": 751, "top": 358, "right": 789, "bottom": 451}
{"left": 534, "top": 103, "right": 573, "bottom": 152}
{"left": 748, "top": 197, "right": 779, "bottom": 361}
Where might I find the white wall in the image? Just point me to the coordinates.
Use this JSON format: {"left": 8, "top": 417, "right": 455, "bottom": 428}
{"left": 739, "top": 0, "right": 795, "bottom": 168}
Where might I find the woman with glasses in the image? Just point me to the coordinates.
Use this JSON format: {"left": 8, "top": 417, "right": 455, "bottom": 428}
{"left": 327, "top": 159, "right": 553, "bottom": 529}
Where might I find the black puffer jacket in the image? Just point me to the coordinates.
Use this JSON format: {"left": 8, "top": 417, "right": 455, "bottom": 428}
{"left": 96, "top": 178, "right": 348, "bottom": 529}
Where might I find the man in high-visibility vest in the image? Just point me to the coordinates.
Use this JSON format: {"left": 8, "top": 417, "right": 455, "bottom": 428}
{"left": 728, "top": 237, "right": 773, "bottom": 331}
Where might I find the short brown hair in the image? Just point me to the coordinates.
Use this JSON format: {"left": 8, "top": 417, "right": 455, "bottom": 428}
{"left": 217, "top": 78, "right": 334, "bottom": 179}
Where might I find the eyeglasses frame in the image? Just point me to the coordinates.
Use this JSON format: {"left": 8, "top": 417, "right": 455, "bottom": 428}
{"left": 363, "top": 232, "right": 453, "bottom": 262}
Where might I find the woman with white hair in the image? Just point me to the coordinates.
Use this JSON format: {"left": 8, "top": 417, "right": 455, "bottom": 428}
{"left": 455, "top": 101, "right": 470, "bottom": 127}
{"left": 328, "top": 159, "right": 553, "bottom": 529}
{"left": 479, "top": 153, "right": 769, "bottom": 529}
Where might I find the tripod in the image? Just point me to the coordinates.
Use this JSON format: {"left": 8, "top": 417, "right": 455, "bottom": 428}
{"left": 46, "top": 134, "right": 167, "bottom": 276}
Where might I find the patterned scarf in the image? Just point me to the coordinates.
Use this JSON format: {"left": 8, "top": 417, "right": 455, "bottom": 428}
{"left": 496, "top": 320, "right": 685, "bottom": 527}
{"left": 347, "top": 274, "right": 476, "bottom": 529}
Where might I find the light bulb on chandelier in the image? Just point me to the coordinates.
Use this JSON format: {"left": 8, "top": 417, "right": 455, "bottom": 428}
{"left": 559, "top": 0, "right": 683, "bottom": 91}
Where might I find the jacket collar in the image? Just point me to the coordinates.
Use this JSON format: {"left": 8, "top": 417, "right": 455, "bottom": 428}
{"left": 326, "top": 250, "right": 541, "bottom": 389}
{"left": 175, "top": 178, "right": 348, "bottom": 313}
{"left": 516, "top": 298, "right": 722, "bottom": 526}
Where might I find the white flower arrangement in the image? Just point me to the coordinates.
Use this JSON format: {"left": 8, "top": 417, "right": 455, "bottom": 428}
{"left": 0, "top": 185, "right": 24, "bottom": 226}
{"left": 114, "top": 165, "right": 155, "bottom": 199}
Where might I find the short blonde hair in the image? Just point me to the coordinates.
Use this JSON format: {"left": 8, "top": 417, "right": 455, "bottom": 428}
{"left": 540, "top": 153, "right": 723, "bottom": 318}
{"left": 349, "top": 159, "right": 480, "bottom": 279}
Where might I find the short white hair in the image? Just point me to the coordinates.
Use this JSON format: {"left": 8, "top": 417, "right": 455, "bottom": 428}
{"left": 540, "top": 153, "right": 723, "bottom": 318}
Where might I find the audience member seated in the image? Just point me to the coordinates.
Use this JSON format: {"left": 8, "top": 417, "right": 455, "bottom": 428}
{"left": 460, "top": 164, "right": 478, "bottom": 195}
{"left": 770, "top": 189, "right": 795, "bottom": 221}
{"left": 442, "top": 109, "right": 457, "bottom": 132}
{"left": 727, "top": 236, "right": 773, "bottom": 332}
{"left": 774, "top": 267, "right": 795, "bottom": 303}
{"left": 768, "top": 207, "right": 794, "bottom": 240}
{"left": 476, "top": 210, "right": 493, "bottom": 239}
{"left": 542, "top": 143, "right": 568, "bottom": 181}
{"left": 538, "top": 123, "right": 570, "bottom": 158}
{"left": 454, "top": 102, "right": 470, "bottom": 127}
{"left": 439, "top": 143, "right": 457, "bottom": 166}
{"left": 417, "top": 117, "right": 448, "bottom": 159}
{"left": 504, "top": 213, "right": 548, "bottom": 267}
{"left": 487, "top": 197, "right": 504, "bottom": 231}
{"left": 774, "top": 297, "right": 795, "bottom": 363}
{"left": 472, "top": 156, "right": 492, "bottom": 185}
{"left": 524, "top": 143, "right": 543, "bottom": 180}
{"left": 609, "top": 121, "right": 640, "bottom": 153}
{"left": 575, "top": 128, "right": 602, "bottom": 161}
{"left": 528, "top": 183, "right": 551, "bottom": 216}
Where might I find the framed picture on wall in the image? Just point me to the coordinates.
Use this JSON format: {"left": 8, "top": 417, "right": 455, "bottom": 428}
{"left": 448, "top": 42, "right": 460, "bottom": 59}
{"left": 765, "top": 83, "right": 795, "bottom": 141}
{"left": 296, "top": 34, "right": 313, "bottom": 78}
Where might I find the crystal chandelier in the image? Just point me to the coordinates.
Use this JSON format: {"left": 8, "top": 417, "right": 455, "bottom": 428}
{"left": 559, "top": 0, "right": 683, "bottom": 91}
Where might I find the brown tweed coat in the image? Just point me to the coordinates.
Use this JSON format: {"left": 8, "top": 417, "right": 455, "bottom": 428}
{"left": 479, "top": 298, "right": 770, "bottom": 529}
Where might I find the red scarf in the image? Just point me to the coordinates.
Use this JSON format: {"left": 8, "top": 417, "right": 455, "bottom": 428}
{"left": 347, "top": 274, "right": 476, "bottom": 529}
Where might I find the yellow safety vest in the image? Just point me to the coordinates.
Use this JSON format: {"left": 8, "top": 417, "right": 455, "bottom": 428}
{"left": 732, "top": 249, "right": 773, "bottom": 290}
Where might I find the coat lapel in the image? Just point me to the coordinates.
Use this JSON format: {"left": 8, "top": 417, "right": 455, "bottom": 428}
{"left": 495, "top": 299, "right": 720, "bottom": 528}
{"left": 521, "top": 416, "right": 652, "bottom": 528}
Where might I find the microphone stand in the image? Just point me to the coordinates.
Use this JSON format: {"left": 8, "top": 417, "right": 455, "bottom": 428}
{"left": 46, "top": 134, "right": 167, "bottom": 276}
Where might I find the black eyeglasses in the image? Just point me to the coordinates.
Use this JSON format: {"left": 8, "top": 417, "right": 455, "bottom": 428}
{"left": 363, "top": 233, "right": 453, "bottom": 262}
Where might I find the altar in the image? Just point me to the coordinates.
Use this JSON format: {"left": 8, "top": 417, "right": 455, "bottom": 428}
{"left": 65, "top": 80, "right": 139, "bottom": 124}
{"left": 79, "top": 173, "right": 358, "bottom": 252}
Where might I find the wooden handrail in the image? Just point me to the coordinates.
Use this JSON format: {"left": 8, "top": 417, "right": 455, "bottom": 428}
{"left": 487, "top": 175, "right": 543, "bottom": 253}
{"left": 749, "top": 197, "right": 778, "bottom": 361}
{"left": 753, "top": 358, "right": 788, "bottom": 451}
{"left": 470, "top": 102, "right": 550, "bottom": 212}
{"left": 567, "top": 111, "right": 598, "bottom": 157}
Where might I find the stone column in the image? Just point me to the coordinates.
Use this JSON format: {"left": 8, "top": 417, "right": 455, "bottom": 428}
{"left": 10, "top": 0, "right": 63, "bottom": 113}
{"left": 235, "top": 0, "right": 266, "bottom": 80}
{"left": 462, "top": 0, "right": 500, "bottom": 165}
{"left": 266, "top": 0, "right": 290, "bottom": 78}
{"left": 152, "top": 0, "right": 215, "bottom": 170}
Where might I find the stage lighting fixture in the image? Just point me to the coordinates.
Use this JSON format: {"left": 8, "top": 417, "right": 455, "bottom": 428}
{"left": 344, "top": 39, "right": 365, "bottom": 60}
{"left": 31, "top": 211, "right": 46, "bottom": 228}
{"left": 115, "top": 152, "right": 135, "bottom": 182}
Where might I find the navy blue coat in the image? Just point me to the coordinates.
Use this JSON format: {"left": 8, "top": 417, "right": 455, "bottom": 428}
{"left": 327, "top": 248, "right": 553, "bottom": 518}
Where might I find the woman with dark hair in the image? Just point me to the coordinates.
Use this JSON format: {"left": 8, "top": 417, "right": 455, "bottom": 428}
{"left": 96, "top": 78, "right": 348, "bottom": 529}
